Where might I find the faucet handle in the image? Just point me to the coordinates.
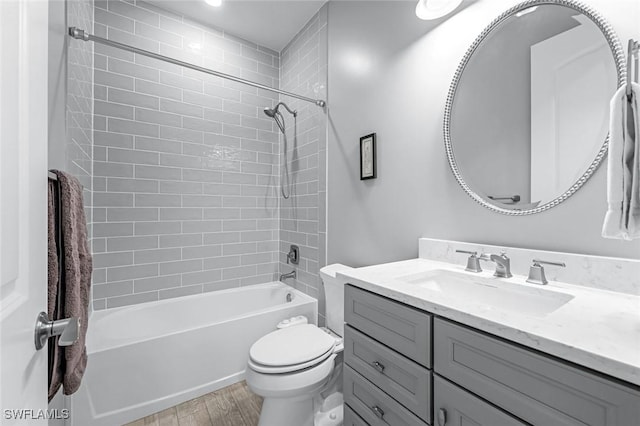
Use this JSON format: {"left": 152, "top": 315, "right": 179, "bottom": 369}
{"left": 286, "top": 245, "right": 299, "bottom": 265}
{"left": 456, "top": 250, "right": 482, "bottom": 272}
{"left": 455, "top": 249, "right": 476, "bottom": 255}
{"left": 526, "top": 259, "right": 566, "bottom": 285}
{"left": 533, "top": 259, "right": 566, "bottom": 268}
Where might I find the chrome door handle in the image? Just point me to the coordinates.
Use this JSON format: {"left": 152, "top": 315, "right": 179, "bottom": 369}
{"left": 34, "top": 311, "right": 80, "bottom": 350}
{"left": 437, "top": 408, "right": 447, "bottom": 426}
{"left": 371, "top": 405, "right": 385, "bottom": 419}
{"left": 372, "top": 361, "right": 385, "bottom": 373}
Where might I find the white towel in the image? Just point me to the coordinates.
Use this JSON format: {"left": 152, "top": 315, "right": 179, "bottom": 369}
{"left": 627, "top": 82, "right": 640, "bottom": 237}
{"left": 602, "top": 82, "right": 640, "bottom": 240}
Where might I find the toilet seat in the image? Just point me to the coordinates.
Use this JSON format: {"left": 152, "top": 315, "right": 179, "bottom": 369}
{"left": 246, "top": 353, "right": 337, "bottom": 400}
{"left": 249, "top": 346, "right": 334, "bottom": 374}
{"left": 249, "top": 324, "right": 337, "bottom": 374}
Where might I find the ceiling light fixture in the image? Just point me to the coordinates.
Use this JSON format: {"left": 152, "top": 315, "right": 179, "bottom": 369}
{"left": 204, "top": 0, "right": 222, "bottom": 7}
{"left": 415, "top": 0, "right": 463, "bottom": 20}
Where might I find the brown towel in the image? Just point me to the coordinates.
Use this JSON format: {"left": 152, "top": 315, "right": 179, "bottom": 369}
{"left": 48, "top": 181, "right": 63, "bottom": 402}
{"left": 51, "top": 170, "right": 93, "bottom": 396}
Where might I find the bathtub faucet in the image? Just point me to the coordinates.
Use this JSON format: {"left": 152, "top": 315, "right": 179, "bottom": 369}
{"left": 279, "top": 270, "right": 296, "bottom": 281}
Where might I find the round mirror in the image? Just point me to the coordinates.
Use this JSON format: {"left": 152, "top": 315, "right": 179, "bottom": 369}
{"left": 444, "top": 0, "right": 625, "bottom": 215}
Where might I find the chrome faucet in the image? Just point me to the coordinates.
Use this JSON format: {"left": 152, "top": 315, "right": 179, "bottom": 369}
{"left": 489, "top": 252, "right": 512, "bottom": 278}
{"left": 279, "top": 270, "right": 296, "bottom": 281}
{"left": 526, "top": 259, "right": 566, "bottom": 285}
{"left": 456, "top": 250, "right": 485, "bottom": 272}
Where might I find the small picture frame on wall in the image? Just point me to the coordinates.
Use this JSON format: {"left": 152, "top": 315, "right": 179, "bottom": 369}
{"left": 360, "top": 133, "right": 377, "bottom": 180}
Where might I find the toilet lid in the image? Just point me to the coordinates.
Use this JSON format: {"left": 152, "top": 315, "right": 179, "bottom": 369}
{"left": 249, "top": 324, "right": 336, "bottom": 367}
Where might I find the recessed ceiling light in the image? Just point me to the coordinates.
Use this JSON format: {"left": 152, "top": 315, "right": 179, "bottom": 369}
{"left": 415, "top": 0, "right": 463, "bottom": 20}
{"left": 204, "top": 0, "right": 222, "bottom": 7}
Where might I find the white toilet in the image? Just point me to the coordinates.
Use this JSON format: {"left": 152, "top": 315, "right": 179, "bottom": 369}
{"left": 246, "top": 264, "right": 352, "bottom": 426}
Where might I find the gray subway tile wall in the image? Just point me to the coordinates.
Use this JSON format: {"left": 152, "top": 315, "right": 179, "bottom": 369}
{"left": 92, "top": 0, "right": 283, "bottom": 309}
{"left": 67, "top": 0, "right": 94, "bottom": 237}
{"left": 278, "top": 5, "right": 329, "bottom": 323}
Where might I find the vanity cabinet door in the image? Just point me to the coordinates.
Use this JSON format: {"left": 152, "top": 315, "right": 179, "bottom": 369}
{"left": 344, "top": 404, "right": 370, "bottom": 426}
{"left": 345, "top": 325, "right": 432, "bottom": 423}
{"left": 434, "top": 318, "right": 640, "bottom": 426}
{"left": 344, "top": 365, "right": 429, "bottom": 426}
{"left": 433, "top": 375, "right": 527, "bottom": 426}
{"left": 345, "top": 285, "right": 432, "bottom": 367}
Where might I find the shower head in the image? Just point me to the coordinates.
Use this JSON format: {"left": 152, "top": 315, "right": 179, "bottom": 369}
{"left": 263, "top": 107, "right": 277, "bottom": 118}
{"left": 263, "top": 102, "right": 297, "bottom": 118}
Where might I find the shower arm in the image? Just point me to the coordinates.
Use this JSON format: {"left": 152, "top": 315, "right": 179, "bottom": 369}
{"left": 68, "top": 27, "right": 326, "bottom": 108}
{"left": 274, "top": 102, "right": 298, "bottom": 117}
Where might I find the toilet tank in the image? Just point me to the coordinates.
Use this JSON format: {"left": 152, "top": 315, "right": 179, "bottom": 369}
{"left": 319, "top": 264, "right": 353, "bottom": 337}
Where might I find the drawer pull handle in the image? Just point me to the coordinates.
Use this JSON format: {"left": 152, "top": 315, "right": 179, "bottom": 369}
{"left": 371, "top": 405, "right": 385, "bottom": 419}
{"left": 372, "top": 361, "right": 385, "bottom": 373}
{"left": 437, "top": 408, "right": 447, "bottom": 426}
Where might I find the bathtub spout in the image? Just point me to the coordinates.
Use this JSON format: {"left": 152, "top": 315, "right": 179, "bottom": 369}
{"left": 279, "top": 270, "right": 296, "bottom": 281}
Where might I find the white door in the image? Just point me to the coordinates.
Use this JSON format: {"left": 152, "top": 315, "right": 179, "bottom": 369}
{"left": 530, "top": 15, "right": 615, "bottom": 203}
{"left": 0, "top": 0, "right": 49, "bottom": 422}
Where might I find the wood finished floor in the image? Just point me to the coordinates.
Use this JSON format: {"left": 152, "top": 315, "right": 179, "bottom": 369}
{"left": 124, "top": 381, "right": 263, "bottom": 426}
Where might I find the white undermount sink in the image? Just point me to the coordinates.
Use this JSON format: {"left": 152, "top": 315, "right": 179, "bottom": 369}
{"left": 396, "top": 269, "right": 574, "bottom": 317}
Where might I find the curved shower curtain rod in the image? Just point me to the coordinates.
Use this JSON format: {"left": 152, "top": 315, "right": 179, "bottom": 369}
{"left": 68, "top": 27, "right": 326, "bottom": 108}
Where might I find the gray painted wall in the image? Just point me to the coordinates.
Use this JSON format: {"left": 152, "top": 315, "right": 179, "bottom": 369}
{"left": 327, "top": 0, "right": 640, "bottom": 268}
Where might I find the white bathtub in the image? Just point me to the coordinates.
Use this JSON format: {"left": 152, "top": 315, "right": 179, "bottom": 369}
{"left": 69, "top": 282, "right": 317, "bottom": 426}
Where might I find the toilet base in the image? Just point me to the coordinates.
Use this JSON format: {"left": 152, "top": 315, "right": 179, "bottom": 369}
{"left": 314, "top": 392, "right": 343, "bottom": 426}
{"left": 258, "top": 395, "right": 314, "bottom": 426}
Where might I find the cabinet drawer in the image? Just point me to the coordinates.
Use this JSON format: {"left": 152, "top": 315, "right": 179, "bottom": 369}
{"left": 434, "top": 318, "right": 640, "bottom": 426}
{"left": 434, "top": 375, "right": 527, "bottom": 426}
{"left": 345, "top": 285, "right": 431, "bottom": 367}
{"left": 344, "top": 365, "right": 429, "bottom": 426}
{"left": 345, "top": 325, "right": 431, "bottom": 423}
{"left": 344, "top": 404, "right": 369, "bottom": 426}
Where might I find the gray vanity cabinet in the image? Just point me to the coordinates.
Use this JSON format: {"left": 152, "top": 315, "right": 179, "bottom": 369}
{"left": 433, "top": 375, "right": 527, "bottom": 426}
{"left": 345, "top": 285, "right": 431, "bottom": 368}
{"left": 344, "top": 365, "right": 428, "bottom": 425}
{"left": 344, "top": 325, "right": 432, "bottom": 422}
{"left": 434, "top": 318, "right": 640, "bottom": 426}
{"left": 343, "top": 284, "right": 640, "bottom": 426}
{"left": 344, "top": 285, "right": 432, "bottom": 425}
{"left": 344, "top": 405, "right": 369, "bottom": 426}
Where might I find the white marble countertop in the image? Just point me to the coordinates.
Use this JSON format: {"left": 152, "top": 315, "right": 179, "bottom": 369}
{"left": 337, "top": 258, "right": 640, "bottom": 387}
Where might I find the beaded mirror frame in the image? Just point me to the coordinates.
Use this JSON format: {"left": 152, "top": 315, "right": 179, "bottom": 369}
{"left": 443, "top": 0, "right": 625, "bottom": 215}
